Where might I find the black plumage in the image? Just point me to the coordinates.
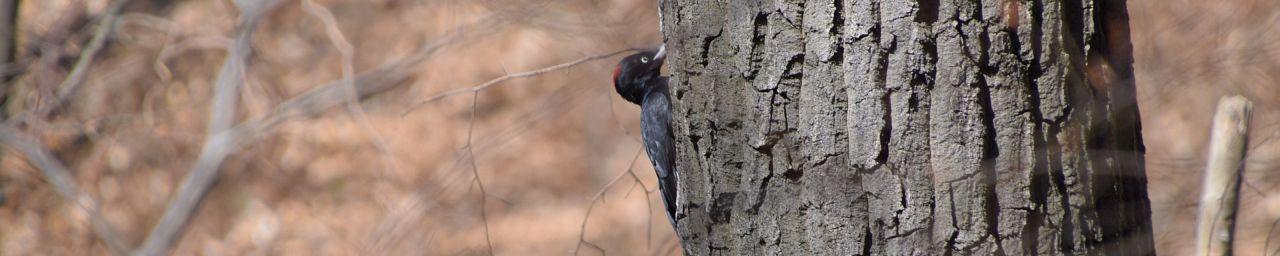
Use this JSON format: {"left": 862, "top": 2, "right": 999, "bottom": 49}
{"left": 612, "top": 47, "right": 678, "bottom": 227}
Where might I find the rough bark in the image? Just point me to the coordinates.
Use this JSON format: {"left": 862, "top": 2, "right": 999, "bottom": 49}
{"left": 659, "top": 0, "right": 1153, "bottom": 255}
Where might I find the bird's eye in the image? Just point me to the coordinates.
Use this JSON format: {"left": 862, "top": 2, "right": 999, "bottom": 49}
{"left": 640, "top": 57, "right": 650, "bottom": 63}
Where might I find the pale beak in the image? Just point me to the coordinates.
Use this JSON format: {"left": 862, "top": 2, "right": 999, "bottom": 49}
{"left": 654, "top": 44, "right": 667, "bottom": 61}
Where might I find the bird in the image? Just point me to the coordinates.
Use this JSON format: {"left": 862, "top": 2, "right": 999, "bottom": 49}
{"left": 612, "top": 46, "right": 678, "bottom": 229}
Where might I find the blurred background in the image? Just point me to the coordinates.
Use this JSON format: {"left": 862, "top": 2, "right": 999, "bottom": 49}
{"left": 1134, "top": 0, "right": 1280, "bottom": 255}
{"left": 0, "top": 0, "right": 1276, "bottom": 255}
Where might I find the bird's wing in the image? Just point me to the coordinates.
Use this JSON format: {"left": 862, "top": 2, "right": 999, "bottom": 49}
{"left": 641, "top": 85, "right": 678, "bottom": 223}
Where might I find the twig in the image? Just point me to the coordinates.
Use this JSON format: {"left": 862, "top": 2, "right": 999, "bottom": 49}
{"left": 301, "top": 0, "right": 399, "bottom": 176}
{"left": 116, "top": 13, "right": 235, "bottom": 83}
{"left": 1195, "top": 95, "right": 1253, "bottom": 256}
{"left": 394, "top": 51, "right": 638, "bottom": 251}
{"left": 132, "top": 1, "right": 277, "bottom": 255}
{"left": 153, "top": 36, "right": 232, "bottom": 78}
{"left": 133, "top": 12, "right": 498, "bottom": 256}
{"left": 463, "top": 92, "right": 497, "bottom": 255}
{"left": 1266, "top": 206, "right": 1280, "bottom": 256}
{"left": 0, "top": 123, "right": 130, "bottom": 255}
{"left": 393, "top": 46, "right": 646, "bottom": 253}
{"left": 43, "top": 0, "right": 130, "bottom": 116}
{"left": 605, "top": 88, "right": 643, "bottom": 143}
{"left": 400, "top": 49, "right": 633, "bottom": 117}
{"left": 366, "top": 73, "right": 591, "bottom": 251}
{"left": 573, "top": 148, "right": 647, "bottom": 256}
{"left": 448, "top": 57, "right": 637, "bottom": 253}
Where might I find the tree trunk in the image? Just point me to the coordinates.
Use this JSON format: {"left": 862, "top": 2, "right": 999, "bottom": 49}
{"left": 0, "top": 0, "right": 18, "bottom": 118}
{"left": 0, "top": 0, "right": 14, "bottom": 74}
{"left": 659, "top": 0, "right": 1153, "bottom": 255}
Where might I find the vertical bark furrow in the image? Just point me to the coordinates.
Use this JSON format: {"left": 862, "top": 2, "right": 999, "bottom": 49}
{"left": 664, "top": 1, "right": 732, "bottom": 254}
{"left": 717, "top": 10, "right": 764, "bottom": 255}
{"left": 846, "top": 0, "right": 889, "bottom": 170}
{"left": 929, "top": 0, "right": 993, "bottom": 254}
{"left": 870, "top": 1, "right": 939, "bottom": 255}
{"left": 1059, "top": 0, "right": 1104, "bottom": 252}
{"left": 1078, "top": 0, "right": 1114, "bottom": 248}
{"left": 708, "top": 0, "right": 808, "bottom": 254}
{"left": 1082, "top": 0, "right": 1153, "bottom": 254}
{"left": 1032, "top": 0, "right": 1084, "bottom": 253}
{"left": 979, "top": 0, "right": 1039, "bottom": 254}
{"left": 702, "top": 5, "right": 739, "bottom": 253}
{"left": 843, "top": 2, "right": 886, "bottom": 253}
{"left": 1017, "top": 1, "right": 1056, "bottom": 254}
{"left": 799, "top": 0, "right": 866, "bottom": 254}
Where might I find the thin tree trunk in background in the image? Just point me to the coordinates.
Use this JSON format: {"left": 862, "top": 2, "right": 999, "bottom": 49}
{"left": 659, "top": 0, "right": 1153, "bottom": 254}
{"left": 0, "top": 0, "right": 14, "bottom": 74}
{"left": 0, "top": 0, "right": 17, "bottom": 118}
{"left": 1195, "top": 96, "right": 1252, "bottom": 256}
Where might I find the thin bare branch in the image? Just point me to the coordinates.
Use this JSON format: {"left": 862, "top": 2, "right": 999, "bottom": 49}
{"left": 393, "top": 44, "right": 647, "bottom": 253}
{"left": 1267, "top": 201, "right": 1280, "bottom": 256}
{"left": 573, "top": 148, "right": 647, "bottom": 256}
{"left": 0, "top": 124, "right": 130, "bottom": 255}
{"left": 134, "top": 12, "right": 499, "bottom": 256}
{"left": 301, "top": 0, "right": 398, "bottom": 176}
{"left": 371, "top": 46, "right": 636, "bottom": 252}
{"left": 401, "top": 49, "right": 633, "bottom": 116}
{"left": 448, "top": 55, "right": 638, "bottom": 253}
{"left": 229, "top": 15, "right": 499, "bottom": 151}
{"left": 153, "top": 36, "right": 232, "bottom": 82}
{"left": 462, "top": 91, "right": 497, "bottom": 255}
{"left": 115, "top": 13, "right": 236, "bottom": 83}
{"left": 366, "top": 69, "right": 589, "bottom": 251}
{"left": 605, "top": 88, "right": 642, "bottom": 143}
{"left": 1195, "top": 95, "right": 1253, "bottom": 256}
{"left": 44, "top": 0, "right": 130, "bottom": 116}
{"left": 133, "top": 1, "right": 278, "bottom": 254}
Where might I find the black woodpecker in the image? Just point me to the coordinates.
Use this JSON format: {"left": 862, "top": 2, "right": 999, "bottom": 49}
{"left": 612, "top": 46, "right": 678, "bottom": 228}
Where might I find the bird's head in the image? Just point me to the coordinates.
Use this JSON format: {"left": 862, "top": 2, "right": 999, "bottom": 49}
{"left": 613, "top": 46, "right": 666, "bottom": 104}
